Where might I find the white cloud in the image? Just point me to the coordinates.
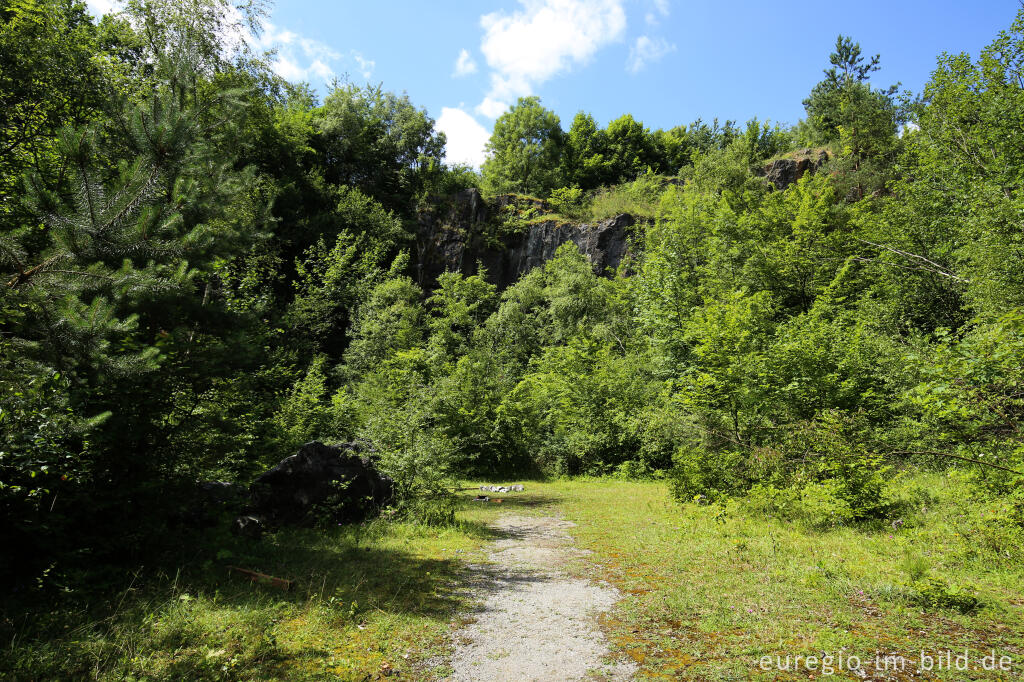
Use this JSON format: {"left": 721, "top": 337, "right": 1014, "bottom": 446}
{"left": 437, "top": 107, "right": 492, "bottom": 168}
{"left": 309, "top": 59, "right": 334, "bottom": 81}
{"left": 254, "top": 20, "right": 343, "bottom": 86}
{"left": 251, "top": 22, "right": 299, "bottom": 50}
{"left": 645, "top": 0, "right": 670, "bottom": 26}
{"left": 351, "top": 51, "right": 375, "bottom": 80}
{"left": 478, "top": 0, "right": 626, "bottom": 105}
{"left": 271, "top": 55, "right": 307, "bottom": 82}
{"left": 454, "top": 48, "right": 478, "bottom": 77}
{"left": 476, "top": 96, "right": 510, "bottom": 119}
{"left": 627, "top": 35, "right": 675, "bottom": 73}
{"left": 86, "top": 0, "right": 118, "bottom": 18}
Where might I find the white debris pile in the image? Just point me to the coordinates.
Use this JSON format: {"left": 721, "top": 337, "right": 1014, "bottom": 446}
{"left": 478, "top": 484, "right": 525, "bottom": 493}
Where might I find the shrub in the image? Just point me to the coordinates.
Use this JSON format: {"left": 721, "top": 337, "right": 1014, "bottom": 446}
{"left": 271, "top": 356, "right": 336, "bottom": 453}
{"left": 548, "top": 186, "right": 587, "bottom": 219}
{"left": 744, "top": 483, "right": 799, "bottom": 518}
{"left": 588, "top": 172, "right": 667, "bottom": 220}
{"left": 796, "top": 479, "right": 857, "bottom": 527}
{"left": 909, "top": 576, "right": 981, "bottom": 613}
{"left": 614, "top": 459, "right": 664, "bottom": 480}
{"left": 790, "top": 412, "right": 893, "bottom": 521}
{"left": 668, "top": 447, "right": 750, "bottom": 504}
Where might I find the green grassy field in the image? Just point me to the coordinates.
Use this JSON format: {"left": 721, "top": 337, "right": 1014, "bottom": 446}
{"left": 521, "top": 478, "right": 1024, "bottom": 680}
{"left": 3, "top": 475, "right": 1022, "bottom": 680}
{"left": 2, "top": 518, "right": 497, "bottom": 680}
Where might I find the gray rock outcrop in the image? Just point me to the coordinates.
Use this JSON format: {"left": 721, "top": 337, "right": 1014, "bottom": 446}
{"left": 762, "top": 149, "right": 830, "bottom": 191}
{"left": 415, "top": 189, "right": 637, "bottom": 290}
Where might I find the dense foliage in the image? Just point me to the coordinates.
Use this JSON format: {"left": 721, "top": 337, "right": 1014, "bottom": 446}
{"left": 3, "top": 0, "right": 1024, "bottom": 606}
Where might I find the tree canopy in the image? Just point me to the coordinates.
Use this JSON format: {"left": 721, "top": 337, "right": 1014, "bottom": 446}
{"left": 3, "top": 2, "right": 1024, "bottom": 638}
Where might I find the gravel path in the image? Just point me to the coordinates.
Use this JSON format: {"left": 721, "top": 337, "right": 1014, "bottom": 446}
{"left": 446, "top": 514, "right": 636, "bottom": 681}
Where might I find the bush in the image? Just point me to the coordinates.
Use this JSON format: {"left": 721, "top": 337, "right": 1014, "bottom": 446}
{"left": 548, "top": 186, "right": 587, "bottom": 219}
{"left": 588, "top": 171, "right": 667, "bottom": 220}
{"left": 682, "top": 412, "right": 893, "bottom": 526}
{"left": 0, "top": 366, "right": 97, "bottom": 583}
{"left": 271, "top": 356, "right": 338, "bottom": 453}
{"left": 668, "top": 447, "right": 750, "bottom": 504}
{"left": 907, "top": 312, "right": 1024, "bottom": 496}
{"left": 909, "top": 576, "right": 981, "bottom": 613}
{"left": 613, "top": 459, "right": 664, "bottom": 480}
{"left": 790, "top": 412, "right": 893, "bottom": 521}
{"left": 744, "top": 483, "right": 800, "bottom": 518}
{"left": 796, "top": 479, "right": 857, "bottom": 527}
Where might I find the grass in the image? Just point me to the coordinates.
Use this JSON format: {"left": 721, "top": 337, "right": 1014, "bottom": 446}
{"left": 485, "top": 178, "right": 671, "bottom": 228}
{"left": 469, "top": 475, "right": 1024, "bottom": 680}
{"left": 4, "top": 473, "right": 1023, "bottom": 680}
{"left": 765, "top": 144, "right": 836, "bottom": 165}
{"left": 1, "top": 518, "right": 500, "bottom": 680}
{"left": 586, "top": 185, "right": 662, "bottom": 222}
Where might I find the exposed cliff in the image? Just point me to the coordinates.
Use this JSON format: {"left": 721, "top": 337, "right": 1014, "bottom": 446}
{"left": 760, "top": 148, "right": 830, "bottom": 190}
{"left": 414, "top": 189, "right": 638, "bottom": 290}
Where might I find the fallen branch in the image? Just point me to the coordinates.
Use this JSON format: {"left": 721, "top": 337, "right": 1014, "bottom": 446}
{"left": 854, "top": 238, "right": 970, "bottom": 284}
{"left": 890, "top": 450, "right": 1024, "bottom": 476}
{"left": 227, "top": 566, "right": 293, "bottom": 591}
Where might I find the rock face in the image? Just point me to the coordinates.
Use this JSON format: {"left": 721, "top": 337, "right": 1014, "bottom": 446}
{"left": 244, "top": 441, "right": 393, "bottom": 527}
{"left": 415, "top": 189, "right": 637, "bottom": 290}
{"left": 762, "top": 149, "right": 830, "bottom": 191}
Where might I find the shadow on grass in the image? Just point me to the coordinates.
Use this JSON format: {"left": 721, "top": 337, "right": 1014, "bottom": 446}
{"left": 211, "top": 526, "right": 464, "bottom": 617}
{"left": 1, "top": 485, "right": 574, "bottom": 678}
{"left": 0, "top": 521, "right": 482, "bottom": 680}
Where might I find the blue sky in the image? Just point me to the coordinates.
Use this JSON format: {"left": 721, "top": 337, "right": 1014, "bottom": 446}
{"left": 88, "top": 0, "right": 1020, "bottom": 167}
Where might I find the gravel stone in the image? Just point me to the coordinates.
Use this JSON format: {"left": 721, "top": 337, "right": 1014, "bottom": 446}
{"left": 445, "top": 515, "right": 636, "bottom": 681}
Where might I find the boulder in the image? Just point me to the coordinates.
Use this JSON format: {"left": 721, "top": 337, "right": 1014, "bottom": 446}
{"left": 243, "top": 441, "right": 393, "bottom": 526}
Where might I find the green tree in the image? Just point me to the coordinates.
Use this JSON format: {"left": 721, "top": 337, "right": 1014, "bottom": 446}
{"left": 804, "top": 35, "right": 885, "bottom": 137}
{"left": 0, "top": 0, "right": 281, "bottom": 582}
{"left": 898, "top": 7, "right": 1024, "bottom": 316}
{"left": 604, "top": 113, "right": 661, "bottom": 182}
{"left": 802, "top": 35, "right": 901, "bottom": 197}
{"left": 343, "top": 275, "right": 426, "bottom": 375}
{"left": 286, "top": 189, "right": 404, "bottom": 355}
{"left": 481, "top": 96, "right": 564, "bottom": 196}
{"left": 315, "top": 83, "right": 445, "bottom": 210}
{"left": 0, "top": 0, "right": 110, "bottom": 232}
{"left": 562, "top": 111, "right": 613, "bottom": 189}
{"left": 426, "top": 269, "right": 497, "bottom": 364}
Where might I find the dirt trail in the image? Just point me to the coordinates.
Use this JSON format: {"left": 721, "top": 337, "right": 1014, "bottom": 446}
{"left": 446, "top": 514, "right": 636, "bottom": 681}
